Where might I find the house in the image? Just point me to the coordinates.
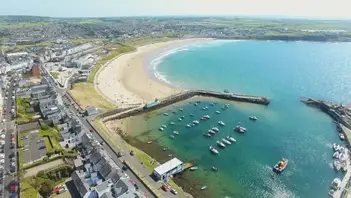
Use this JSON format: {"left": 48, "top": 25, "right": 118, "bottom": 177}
{"left": 153, "top": 157, "right": 183, "bottom": 181}
{"left": 32, "top": 65, "right": 40, "bottom": 76}
{"left": 74, "top": 157, "right": 84, "bottom": 170}
{"left": 71, "top": 170, "right": 90, "bottom": 198}
{"left": 86, "top": 106, "right": 99, "bottom": 116}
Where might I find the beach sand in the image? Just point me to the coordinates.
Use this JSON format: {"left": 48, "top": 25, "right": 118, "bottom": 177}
{"left": 96, "top": 38, "right": 211, "bottom": 108}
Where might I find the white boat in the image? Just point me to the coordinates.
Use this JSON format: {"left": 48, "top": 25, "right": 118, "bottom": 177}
{"left": 190, "top": 166, "right": 198, "bottom": 171}
{"left": 333, "top": 159, "right": 342, "bottom": 171}
{"left": 342, "top": 161, "right": 347, "bottom": 172}
{"left": 209, "top": 103, "right": 215, "bottom": 106}
{"left": 170, "top": 135, "right": 175, "bottom": 139}
{"left": 333, "top": 143, "right": 340, "bottom": 151}
{"left": 202, "top": 106, "right": 208, "bottom": 110}
{"left": 162, "top": 125, "right": 167, "bottom": 128}
{"left": 194, "top": 103, "right": 198, "bottom": 106}
{"left": 159, "top": 127, "right": 164, "bottom": 131}
{"left": 216, "top": 141, "right": 226, "bottom": 148}
{"left": 170, "top": 122, "right": 175, "bottom": 125}
{"left": 226, "top": 136, "right": 236, "bottom": 142}
{"left": 178, "top": 118, "right": 183, "bottom": 121}
{"left": 249, "top": 116, "right": 258, "bottom": 121}
{"left": 204, "top": 115, "right": 210, "bottom": 119}
{"left": 339, "top": 133, "right": 345, "bottom": 140}
{"left": 222, "top": 138, "right": 231, "bottom": 145}
{"left": 204, "top": 133, "right": 211, "bottom": 137}
{"left": 328, "top": 189, "right": 335, "bottom": 197}
{"left": 191, "top": 123, "right": 196, "bottom": 127}
{"left": 217, "top": 121, "right": 225, "bottom": 126}
{"left": 163, "top": 113, "right": 168, "bottom": 116}
{"left": 193, "top": 120, "right": 200, "bottom": 124}
{"left": 210, "top": 146, "right": 219, "bottom": 154}
{"left": 173, "top": 131, "right": 179, "bottom": 135}
{"left": 330, "top": 178, "right": 341, "bottom": 190}
{"left": 201, "top": 186, "right": 207, "bottom": 190}
{"left": 211, "top": 127, "right": 219, "bottom": 132}
{"left": 215, "top": 110, "right": 221, "bottom": 114}
{"left": 234, "top": 125, "right": 246, "bottom": 133}
{"left": 208, "top": 130, "right": 216, "bottom": 134}
{"left": 333, "top": 151, "right": 340, "bottom": 159}
{"left": 179, "top": 108, "right": 184, "bottom": 112}
{"left": 186, "top": 124, "right": 191, "bottom": 128}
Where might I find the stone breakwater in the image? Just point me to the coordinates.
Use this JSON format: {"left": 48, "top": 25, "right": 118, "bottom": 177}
{"left": 101, "top": 90, "right": 269, "bottom": 122}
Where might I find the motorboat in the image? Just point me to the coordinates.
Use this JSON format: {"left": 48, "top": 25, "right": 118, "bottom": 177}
{"left": 217, "top": 121, "right": 225, "bottom": 126}
{"left": 193, "top": 120, "right": 200, "bottom": 124}
{"left": 163, "top": 113, "right": 168, "bottom": 116}
{"left": 210, "top": 146, "right": 219, "bottom": 154}
{"left": 190, "top": 166, "right": 198, "bottom": 171}
{"left": 222, "top": 138, "right": 231, "bottom": 145}
{"left": 201, "top": 117, "right": 207, "bottom": 121}
{"left": 170, "top": 122, "right": 175, "bottom": 125}
{"left": 339, "top": 133, "right": 345, "bottom": 140}
{"left": 186, "top": 124, "right": 191, "bottom": 128}
{"left": 173, "top": 131, "right": 179, "bottom": 135}
{"left": 216, "top": 141, "right": 226, "bottom": 148}
{"left": 178, "top": 118, "right": 183, "bottom": 121}
{"left": 249, "top": 116, "right": 258, "bottom": 121}
{"left": 226, "top": 136, "right": 236, "bottom": 142}
{"left": 215, "top": 111, "right": 221, "bottom": 114}
{"left": 159, "top": 127, "right": 164, "bottom": 131}
{"left": 204, "top": 115, "right": 210, "bottom": 119}
{"left": 162, "top": 125, "right": 167, "bottom": 128}
{"left": 273, "top": 159, "right": 288, "bottom": 173}
{"left": 333, "top": 159, "right": 342, "bottom": 171}
{"left": 209, "top": 102, "right": 215, "bottom": 106}
{"left": 212, "top": 127, "right": 219, "bottom": 132}
{"left": 194, "top": 103, "right": 198, "bottom": 106}
{"left": 212, "top": 167, "right": 218, "bottom": 171}
{"left": 181, "top": 116, "right": 185, "bottom": 119}
{"left": 333, "top": 151, "right": 340, "bottom": 159}
{"left": 208, "top": 130, "right": 216, "bottom": 134}
{"left": 224, "top": 89, "right": 229, "bottom": 93}
{"left": 202, "top": 106, "right": 208, "bottom": 110}
{"left": 234, "top": 125, "right": 246, "bottom": 133}
{"left": 179, "top": 108, "right": 184, "bottom": 112}
{"left": 201, "top": 186, "right": 207, "bottom": 190}
{"left": 330, "top": 178, "right": 341, "bottom": 190}
{"left": 342, "top": 161, "right": 347, "bottom": 172}
{"left": 333, "top": 143, "right": 341, "bottom": 151}
{"left": 170, "top": 135, "right": 175, "bottom": 139}
{"left": 204, "top": 133, "right": 212, "bottom": 137}
{"left": 191, "top": 123, "right": 196, "bottom": 127}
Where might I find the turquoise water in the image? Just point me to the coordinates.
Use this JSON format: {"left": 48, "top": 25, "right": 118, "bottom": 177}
{"left": 135, "top": 40, "right": 351, "bottom": 198}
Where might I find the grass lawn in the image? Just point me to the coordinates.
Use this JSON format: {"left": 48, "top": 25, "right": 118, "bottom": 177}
{"left": 18, "top": 149, "right": 24, "bottom": 170}
{"left": 50, "top": 71, "right": 59, "bottom": 79}
{"left": 16, "top": 97, "right": 35, "bottom": 123}
{"left": 20, "top": 178, "right": 39, "bottom": 198}
{"left": 69, "top": 83, "right": 115, "bottom": 111}
{"left": 44, "top": 137, "right": 54, "bottom": 153}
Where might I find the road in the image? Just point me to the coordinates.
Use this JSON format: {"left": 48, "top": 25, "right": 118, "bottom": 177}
{"left": 2, "top": 76, "right": 18, "bottom": 198}
{"left": 43, "top": 69, "right": 156, "bottom": 198}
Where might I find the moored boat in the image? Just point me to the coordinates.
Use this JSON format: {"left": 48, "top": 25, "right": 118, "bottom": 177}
{"left": 193, "top": 120, "right": 200, "bottom": 124}
{"left": 234, "top": 126, "right": 245, "bottom": 133}
{"left": 162, "top": 125, "right": 167, "bottom": 128}
{"left": 215, "top": 110, "right": 221, "bottom": 114}
{"left": 216, "top": 140, "right": 226, "bottom": 148}
{"left": 212, "top": 127, "right": 219, "bottom": 132}
{"left": 217, "top": 121, "right": 225, "bottom": 126}
{"left": 201, "top": 186, "right": 207, "bottom": 190}
{"left": 179, "top": 108, "right": 183, "bottom": 112}
{"left": 333, "top": 159, "right": 342, "bottom": 171}
{"left": 330, "top": 178, "right": 341, "bottom": 190}
{"left": 249, "top": 116, "right": 258, "bottom": 121}
{"left": 163, "top": 113, "right": 168, "bottom": 116}
{"left": 273, "top": 159, "right": 288, "bottom": 173}
{"left": 226, "top": 136, "right": 236, "bottom": 142}
{"left": 222, "top": 138, "right": 231, "bottom": 145}
{"left": 186, "top": 124, "right": 191, "bottom": 128}
{"left": 173, "top": 131, "right": 179, "bottom": 135}
{"left": 190, "top": 114, "right": 195, "bottom": 117}
{"left": 333, "top": 151, "right": 340, "bottom": 159}
{"left": 204, "top": 115, "right": 210, "bottom": 119}
{"left": 190, "top": 166, "right": 198, "bottom": 171}
{"left": 159, "top": 127, "right": 164, "bottom": 131}
{"left": 170, "top": 135, "right": 175, "bottom": 139}
{"left": 210, "top": 146, "right": 219, "bottom": 154}
{"left": 208, "top": 130, "right": 216, "bottom": 134}
{"left": 202, "top": 106, "right": 208, "bottom": 110}
{"left": 170, "top": 122, "right": 175, "bottom": 125}
{"left": 204, "top": 133, "right": 212, "bottom": 137}
{"left": 212, "top": 167, "right": 218, "bottom": 171}
{"left": 339, "top": 133, "right": 345, "bottom": 140}
{"left": 201, "top": 117, "right": 207, "bottom": 121}
{"left": 178, "top": 118, "right": 183, "bottom": 121}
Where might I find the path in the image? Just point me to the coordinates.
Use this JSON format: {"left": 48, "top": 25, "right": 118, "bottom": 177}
{"left": 23, "top": 159, "right": 65, "bottom": 178}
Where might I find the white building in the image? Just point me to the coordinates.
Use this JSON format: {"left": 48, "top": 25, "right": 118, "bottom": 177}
{"left": 153, "top": 158, "right": 183, "bottom": 180}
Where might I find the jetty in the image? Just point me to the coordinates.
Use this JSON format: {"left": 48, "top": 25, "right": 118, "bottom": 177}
{"left": 101, "top": 90, "right": 269, "bottom": 122}
{"left": 301, "top": 98, "right": 351, "bottom": 198}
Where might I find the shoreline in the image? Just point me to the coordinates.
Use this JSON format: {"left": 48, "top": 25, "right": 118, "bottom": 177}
{"left": 95, "top": 38, "right": 212, "bottom": 108}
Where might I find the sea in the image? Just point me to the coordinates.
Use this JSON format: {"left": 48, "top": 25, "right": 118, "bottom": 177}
{"left": 125, "top": 40, "right": 351, "bottom": 198}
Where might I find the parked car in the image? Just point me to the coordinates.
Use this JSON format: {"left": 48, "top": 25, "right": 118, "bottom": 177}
{"left": 161, "top": 184, "right": 169, "bottom": 192}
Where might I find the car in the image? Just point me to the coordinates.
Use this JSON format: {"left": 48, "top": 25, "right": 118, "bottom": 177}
{"left": 9, "top": 152, "right": 15, "bottom": 158}
{"left": 90, "top": 128, "right": 94, "bottom": 132}
{"left": 171, "top": 188, "right": 178, "bottom": 195}
{"left": 0, "top": 159, "right": 4, "bottom": 164}
{"left": 10, "top": 158, "right": 15, "bottom": 163}
{"left": 10, "top": 162, "right": 16, "bottom": 167}
{"left": 0, "top": 134, "right": 4, "bottom": 139}
{"left": 0, "top": 154, "right": 4, "bottom": 158}
{"left": 161, "top": 184, "right": 169, "bottom": 192}
{"left": 39, "top": 145, "right": 46, "bottom": 150}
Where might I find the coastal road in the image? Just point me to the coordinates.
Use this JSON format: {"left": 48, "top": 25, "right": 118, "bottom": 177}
{"left": 43, "top": 70, "right": 156, "bottom": 198}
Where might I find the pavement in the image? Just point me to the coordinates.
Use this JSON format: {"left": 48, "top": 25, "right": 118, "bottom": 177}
{"left": 21, "top": 130, "right": 47, "bottom": 165}
{"left": 2, "top": 76, "right": 19, "bottom": 198}
{"left": 23, "top": 159, "right": 65, "bottom": 178}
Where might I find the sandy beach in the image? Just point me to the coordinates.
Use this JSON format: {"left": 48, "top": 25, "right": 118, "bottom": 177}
{"left": 95, "top": 38, "right": 210, "bottom": 108}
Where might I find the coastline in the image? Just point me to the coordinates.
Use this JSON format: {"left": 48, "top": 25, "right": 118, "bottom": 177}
{"left": 95, "top": 38, "right": 212, "bottom": 108}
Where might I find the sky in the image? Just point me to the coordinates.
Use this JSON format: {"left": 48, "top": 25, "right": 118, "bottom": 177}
{"left": 0, "top": 0, "right": 351, "bottom": 19}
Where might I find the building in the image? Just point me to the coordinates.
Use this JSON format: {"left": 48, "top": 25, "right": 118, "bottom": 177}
{"left": 86, "top": 106, "right": 99, "bottom": 116}
{"left": 144, "top": 99, "right": 160, "bottom": 109}
{"left": 32, "top": 65, "right": 40, "bottom": 76}
{"left": 153, "top": 157, "right": 183, "bottom": 180}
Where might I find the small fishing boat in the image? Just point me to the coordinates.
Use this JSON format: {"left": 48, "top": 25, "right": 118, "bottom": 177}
{"left": 191, "top": 123, "right": 196, "bottom": 127}
{"left": 208, "top": 130, "right": 216, "bottom": 134}
{"left": 163, "top": 113, "right": 168, "bottom": 116}
{"left": 181, "top": 116, "right": 185, "bottom": 119}
{"left": 217, "top": 121, "right": 225, "bottom": 126}
{"left": 170, "top": 135, "right": 175, "bottom": 139}
{"left": 194, "top": 103, "right": 198, "bottom": 106}
{"left": 204, "top": 133, "right": 212, "bottom": 137}
{"left": 201, "top": 186, "right": 207, "bottom": 190}
{"left": 173, "top": 131, "right": 179, "bottom": 135}
{"left": 212, "top": 127, "right": 219, "bottom": 132}
{"left": 163, "top": 147, "right": 168, "bottom": 151}
{"left": 162, "top": 125, "right": 167, "bottom": 128}
{"left": 202, "top": 106, "right": 208, "bottom": 110}
{"left": 339, "top": 133, "right": 345, "bottom": 140}
{"left": 333, "top": 159, "right": 342, "bottom": 171}
{"left": 224, "top": 89, "right": 229, "bottom": 93}
{"left": 186, "top": 124, "right": 191, "bottom": 128}
{"left": 190, "top": 166, "right": 198, "bottom": 171}
{"left": 193, "top": 120, "right": 200, "bottom": 124}
{"left": 179, "top": 108, "right": 184, "bottom": 112}
{"left": 178, "top": 118, "right": 183, "bottom": 121}
{"left": 222, "top": 138, "right": 231, "bottom": 145}
{"left": 249, "top": 116, "right": 258, "bottom": 121}
{"left": 210, "top": 146, "right": 219, "bottom": 154}
{"left": 204, "top": 115, "right": 210, "bottom": 119}
{"left": 234, "top": 125, "right": 246, "bottom": 133}
{"left": 201, "top": 117, "right": 207, "bottom": 121}
{"left": 273, "top": 158, "right": 288, "bottom": 173}
{"left": 172, "top": 111, "right": 176, "bottom": 114}
{"left": 330, "top": 178, "right": 341, "bottom": 190}
{"left": 215, "top": 110, "right": 221, "bottom": 114}
{"left": 170, "top": 122, "right": 175, "bottom": 125}
{"left": 159, "top": 127, "right": 164, "bottom": 131}
{"left": 216, "top": 141, "right": 226, "bottom": 148}
{"left": 333, "top": 143, "right": 340, "bottom": 151}
{"left": 342, "top": 161, "right": 347, "bottom": 172}
{"left": 226, "top": 136, "right": 236, "bottom": 142}
{"left": 212, "top": 167, "right": 218, "bottom": 171}
{"left": 147, "top": 141, "right": 152, "bottom": 144}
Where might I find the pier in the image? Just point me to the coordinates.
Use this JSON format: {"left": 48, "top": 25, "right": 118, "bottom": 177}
{"left": 101, "top": 90, "right": 269, "bottom": 122}
{"left": 302, "top": 98, "right": 351, "bottom": 198}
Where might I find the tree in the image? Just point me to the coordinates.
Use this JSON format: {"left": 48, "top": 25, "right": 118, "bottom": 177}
{"left": 39, "top": 179, "right": 55, "bottom": 198}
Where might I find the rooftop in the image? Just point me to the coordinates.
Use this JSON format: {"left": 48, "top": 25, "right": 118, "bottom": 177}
{"left": 154, "top": 157, "right": 183, "bottom": 176}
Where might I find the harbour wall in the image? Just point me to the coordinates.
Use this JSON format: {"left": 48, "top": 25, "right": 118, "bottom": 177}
{"left": 101, "top": 90, "right": 270, "bottom": 122}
